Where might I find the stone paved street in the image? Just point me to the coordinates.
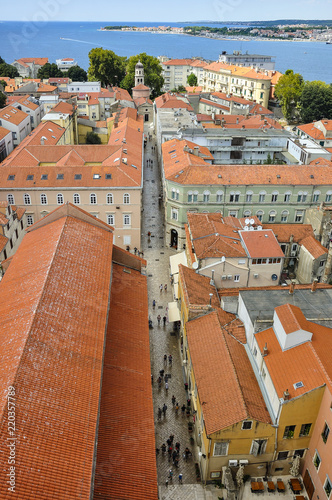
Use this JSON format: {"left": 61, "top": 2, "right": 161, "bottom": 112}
{"left": 141, "top": 124, "right": 222, "bottom": 500}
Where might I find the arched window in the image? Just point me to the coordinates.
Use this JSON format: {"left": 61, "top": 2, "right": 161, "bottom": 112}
{"left": 269, "top": 210, "right": 277, "bottom": 222}
{"left": 325, "top": 191, "right": 332, "bottom": 203}
{"left": 57, "top": 193, "right": 64, "bottom": 205}
{"left": 123, "top": 193, "right": 130, "bottom": 204}
{"left": 284, "top": 191, "right": 291, "bottom": 203}
{"left": 187, "top": 191, "right": 193, "bottom": 203}
{"left": 256, "top": 210, "right": 264, "bottom": 222}
{"left": 90, "top": 193, "right": 97, "bottom": 205}
{"left": 107, "top": 214, "right": 114, "bottom": 225}
{"left": 7, "top": 194, "right": 15, "bottom": 205}
{"left": 271, "top": 191, "right": 278, "bottom": 203}
{"left": 193, "top": 191, "right": 198, "bottom": 202}
{"left": 106, "top": 193, "right": 113, "bottom": 204}
{"left": 297, "top": 191, "right": 307, "bottom": 203}
{"left": 259, "top": 191, "right": 266, "bottom": 203}
{"left": 203, "top": 190, "right": 210, "bottom": 202}
{"left": 24, "top": 193, "right": 31, "bottom": 205}
{"left": 216, "top": 190, "right": 223, "bottom": 203}
{"left": 229, "top": 191, "right": 240, "bottom": 203}
{"left": 281, "top": 210, "right": 289, "bottom": 222}
{"left": 313, "top": 191, "right": 320, "bottom": 203}
{"left": 243, "top": 209, "right": 251, "bottom": 217}
{"left": 40, "top": 194, "right": 47, "bottom": 205}
{"left": 73, "top": 193, "right": 80, "bottom": 205}
{"left": 246, "top": 191, "right": 253, "bottom": 203}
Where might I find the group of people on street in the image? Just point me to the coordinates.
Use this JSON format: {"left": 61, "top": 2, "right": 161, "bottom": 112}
{"left": 156, "top": 434, "right": 191, "bottom": 486}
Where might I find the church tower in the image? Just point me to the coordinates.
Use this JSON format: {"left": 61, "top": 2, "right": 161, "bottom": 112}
{"left": 135, "top": 60, "right": 144, "bottom": 87}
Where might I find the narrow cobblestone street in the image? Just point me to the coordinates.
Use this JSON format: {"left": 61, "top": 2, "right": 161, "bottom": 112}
{"left": 141, "top": 124, "right": 223, "bottom": 500}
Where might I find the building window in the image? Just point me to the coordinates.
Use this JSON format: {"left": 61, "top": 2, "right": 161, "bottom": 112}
{"left": 124, "top": 235, "right": 131, "bottom": 246}
{"left": 326, "top": 191, "right": 332, "bottom": 203}
{"left": 193, "top": 191, "right": 198, "bottom": 202}
{"left": 281, "top": 210, "right": 289, "bottom": 222}
{"left": 7, "top": 194, "right": 15, "bottom": 205}
{"left": 313, "top": 191, "right": 320, "bottom": 203}
{"left": 277, "top": 451, "right": 288, "bottom": 460}
{"left": 269, "top": 210, "right": 276, "bottom": 222}
{"left": 171, "top": 208, "right": 178, "bottom": 221}
{"left": 27, "top": 214, "right": 34, "bottom": 226}
{"left": 40, "top": 193, "right": 47, "bottom": 205}
{"left": 246, "top": 191, "right": 253, "bottom": 202}
{"left": 294, "top": 449, "right": 305, "bottom": 458}
{"left": 256, "top": 210, "right": 264, "bottom": 222}
{"left": 123, "top": 193, "right": 130, "bottom": 204}
{"left": 90, "top": 193, "right": 97, "bottom": 204}
{"left": 243, "top": 210, "right": 251, "bottom": 217}
{"left": 57, "top": 193, "right": 64, "bottom": 205}
{"left": 297, "top": 191, "right": 307, "bottom": 203}
{"left": 106, "top": 193, "right": 113, "bottom": 204}
{"left": 324, "top": 478, "right": 332, "bottom": 498}
{"left": 250, "top": 439, "right": 267, "bottom": 456}
{"left": 123, "top": 214, "right": 131, "bottom": 226}
{"left": 284, "top": 192, "right": 291, "bottom": 203}
{"left": 234, "top": 275, "right": 240, "bottom": 282}
{"left": 299, "top": 423, "right": 312, "bottom": 437}
{"left": 259, "top": 191, "right": 266, "bottom": 203}
{"left": 322, "top": 423, "right": 330, "bottom": 443}
{"left": 188, "top": 191, "right": 193, "bottom": 202}
{"left": 203, "top": 190, "right": 210, "bottom": 202}
{"left": 24, "top": 193, "right": 31, "bottom": 205}
{"left": 313, "top": 451, "right": 321, "bottom": 469}
{"left": 107, "top": 214, "right": 114, "bottom": 225}
{"left": 216, "top": 191, "right": 223, "bottom": 202}
{"left": 230, "top": 191, "right": 240, "bottom": 203}
{"left": 213, "top": 442, "right": 229, "bottom": 456}
{"left": 73, "top": 193, "right": 80, "bottom": 205}
{"left": 295, "top": 210, "right": 304, "bottom": 223}
{"left": 271, "top": 192, "right": 278, "bottom": 202}
{"left": 242, "top": 421, "right": 252, "bottom": 430}
{"left": 171, "top": 189, "right": 179, "bottom": 201}
{"left": 283, "top": 425, "right": 296, "bottom": 439}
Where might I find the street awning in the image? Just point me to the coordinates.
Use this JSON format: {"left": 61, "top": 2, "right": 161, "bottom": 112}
{"left": 170, "top": 251, "right": 187, "bottom": 284}
{"left": 168, "top": 301, "right": 181, "bottom": 322}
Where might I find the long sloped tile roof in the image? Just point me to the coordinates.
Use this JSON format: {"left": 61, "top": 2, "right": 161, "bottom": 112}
{"left": 0, "top": 211, "right": 114, "bottom": 499}
{"left": 93, "top": 263, "right": 158, "bottom": 500}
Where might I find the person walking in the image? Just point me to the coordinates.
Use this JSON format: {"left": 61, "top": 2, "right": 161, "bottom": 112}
{"left": 153, "top": 299, "right": 156, "bottom": 309}
{"left": 164, "top": 283, "right": 167, "bottom": 292}
{"left": 163, "top": 354, "right": 167, "bottom": 365}
{"left": 181, "top": 404, "right": 186, "bottom": 416}
{"left": 163, "top": 315, "right": 167, "bottom": 326}
{"left": 168, "top": 469, "right": 173, "bottom": 482}
{"left": 178, "top": 473, "right": 183, "bottom": 484}
{"left": 159, "top": 369, "right": 164, "bottom": 378}
{"left": 164, "top": 374, "right": 168, "bottom": 383}
{"left": 156, "top": 447, "right": 160, "bottom": 456}
{"left": 134, "top": 247, "right": 137, "bottom": 255}
{"left": 162, "top": 403, "right": 167, "bottom": 417}
{"left": 157, "top": 407, "right": 162, "bottom": 420}
{"left": 175, "top": 442, "right": 180, "bottom": 451}
{"left": 174, "top": 456, "right": 179, "bottom": 468}
{"left": 160, "top": 284, "right": 163, "bottom": 293}
{"left": 171, "top": 395, "right": 176, "bottom": 406}
{"left": 175, "top": 402, "right": 179, "bottom": 415}
{"left": 168, "top": 354, "right": 172, "bottom": 366}
{"left": 165, "top": 381, "right": 169, "bottom": 392}
{"left": 161, "top": 443, "right": 166, "bottom": 455}
{"left": 157, "top": 314, "right": 161, "bottom": 326}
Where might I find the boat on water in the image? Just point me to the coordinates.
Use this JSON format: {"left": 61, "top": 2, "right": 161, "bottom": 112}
{"left": 327, "top": 40, "right": 332, "bottom": 44}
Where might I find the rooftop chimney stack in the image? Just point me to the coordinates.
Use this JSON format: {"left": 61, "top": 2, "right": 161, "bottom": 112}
{"left": 311, "top": 278, "right": 318, "bottom": 293}
{"left": 289, "top": 281, "right": 295, "bottom": 295}
{"left": 283, "top": 389, "right": 290, "bottom": 400}
{"left": 262, "top": 342, "right": 268, "bottom": 357}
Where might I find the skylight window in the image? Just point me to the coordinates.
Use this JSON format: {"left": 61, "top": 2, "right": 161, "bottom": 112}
{"left": 26, "top": 175, "right": 34, "bottom": 180}
{"left": 7, "top": 175, "right": 15, "bottom": 180}
{"left": 75, "top": 174, "right": 82, "bottom": 180}
{"left": 114, "top": 157, "right": 120, "bottom": 162}
{"left": 105, "top": 173, "right": 112, "bottom": 179}
{"left": 293, "top": 381, "right": 304, "bottom": 390}
{"left": 93, "top": 174, "right": 101, "bottom": 179}
{"left": 41, "top": 174, "right": 48, "bottom": 180}
{"left": 57, "top": 174, "right": 64, "bottom": 180}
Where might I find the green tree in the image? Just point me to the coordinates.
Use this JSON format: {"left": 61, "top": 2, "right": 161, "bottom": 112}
{"left": 274, "top": 69, "right": 304, "bottom": 122}
{"left": 0, "top": 61, "right": 19, "bottom": 78}
{"left": 187, "top": 73, "right": 198, "bottom": 87}
{"left": 300, "top": 81, "right": 332, "bottom": 123}
{"left": 37, "top": 63, "right": 64, "bottom": 79}
{"left": 67, "top": 65, "right": 87, "bottom": 82}
{"left": 88, "top": 48, "right": 127, "bottom": 87}
{"left": 120, "top": 53, "right": 164, "bottom": 99}
{"left": 0, "top": 91, "right": 6, "bottom": 108}
{"left": 86, "top": 131, "right": 101, "bottom": 144}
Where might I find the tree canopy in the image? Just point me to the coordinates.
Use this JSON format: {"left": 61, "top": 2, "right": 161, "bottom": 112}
{"left": 67, "top": 65, "right": 87, "bottom": 82}
{"left": 86, "top": 131, "right": 101, "bottom": 144}
{"left": 121, "top": 53, "right": 164, "bottom": 99}
{"left": 274, "top": 69, "right": 304, "bottom": 122}
{"left": 0, "top": 57, "right": 19, "bottom": 78}
{"left": 0, "top": 91, "right": 6, "bottom": 108}
{"left": 187, "top": 73, "right": 198, "bottom": 87}
{"left": 88, "top": 48, "right": 126, "bottom": 87}
{"left": 37, "top": 63, "right": 64, "bottom": 79}
{"left": 299, "top": 81, "right": 332, "bottom": 123}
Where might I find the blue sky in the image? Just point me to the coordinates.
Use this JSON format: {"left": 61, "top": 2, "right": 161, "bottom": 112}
{"left": 1, "top": 0, "right": 332, "bottom": 22}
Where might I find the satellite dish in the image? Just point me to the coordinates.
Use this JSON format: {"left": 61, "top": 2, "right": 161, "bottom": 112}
{"left": 245, "top": 218, "right": 250, "bottom": 225}
{"left": 192, "top": 262, "right": 198, "bottom": 270}
{"left": 250, "top": 218, "right": 255, "bottom": 225}
{"left": 244, "top": 225, "right": 249, "bottom": 231}
{"left": 257, "top": 226, "right": 262, "bottom": 231}
{"left": 249, "top": 226, "right": 254, "bottom": 231}
{"left": 271, "top": 274, "right": 278, "bottom": 281}
{"left": 221, "top": 256, "right": 226, "bottom": 262}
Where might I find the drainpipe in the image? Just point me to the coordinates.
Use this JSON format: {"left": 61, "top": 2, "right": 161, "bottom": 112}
{"left": 269, "top": 401, "right": 282, "bottom": 475}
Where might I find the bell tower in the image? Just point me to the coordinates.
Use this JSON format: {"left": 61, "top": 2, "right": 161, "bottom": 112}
{"left": 135, "top": 60, "right": 144, "bottom": 86}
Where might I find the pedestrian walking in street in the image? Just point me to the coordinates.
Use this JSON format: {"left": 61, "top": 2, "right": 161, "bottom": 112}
{"left": 153, "top": 299, "right": 156, "bottom": 309}
{"left": 157, "top": 314, "right": 161, "bottom": 326}
{"left": 163, "top": 315, "right": 167, "bottom": 326}
{"left": 167, "top": 446, "right": 172, "bottom": 461}
{"left": 172, "top": 395, "right": 176, "bottom": 406}
{"left": 156, "top": 447, "right": 160, "bottom": 456}
{"left": 164, "top": 283, "right": 167, "bottom": 292}
{"left": 162, "top": 403, "right": 167, "bottom": 417}
{"left": 160, "top": 283, "right": 163, "bottom": 293}
{"left": 159, "top": 369, "right": 164, "bottom": 378}
{"left": 151, "top": 374, "right": 153, "bottom": 384}
{"left": 165, "top": 479, "right": 168, "bottom": 487}
{"left": 184, "top": 382, "right": 188, "bottom": 391}
{"left": 165, "top": 381, "right": 169, "bottom": 392}
{"left": 167, "top": 437, "right": 171, "bottom": 447}
{"left": 175, "top": 402, "right": 179, "bottom": 414}
{"left": 174, "top": 456, "right": 179, "bottom": 468}
{"left": 179, "top": 473, "right": 183, "bottom": 484}
{"left": 163, "top": 354, "right": 167, "bottom": 365}
{"left": 181, "top": 404, "right": 186, "bottom": 416}
{"left": 172, "top": 450, "right": 177, "bottom": 463}
{"left": 168, "top": 469, "right": 173, "bottom": 482}
{"left": 164, "top": 374, "right": 168, "bottom": 383}
{"left": 186, "top": 407, "right": 191, "bottom": 418}
{"left": 134, "top": 247, "right": 137, "bottom": 255}
{"left": 169, "top": 434, "right": 174, "bottom": 443}
{"left": 161, "top": 443, "right": 166, "bottom": 455}
{"left": 175, "top": 442, "right": 180, "bottom": 451}
{"left": 157, "top": 376, "right": 162, "bottom": 388}
{"left": 168, "top": 354, "right": 172, "bottom": 366}
{"left": 157, "top": 407, "right": 162, "bottom": 420}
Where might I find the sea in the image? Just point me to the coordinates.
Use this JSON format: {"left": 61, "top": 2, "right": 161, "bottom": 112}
{"left": 1, "top": 21, "right": 332, "bottom": 83}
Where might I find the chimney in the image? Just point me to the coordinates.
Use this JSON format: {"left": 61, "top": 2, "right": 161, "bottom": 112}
{"left": 262, "top": 342, "right": 268, "bottom": 357}
{"left": 242, "top": 124, "right": 245, "bottom": 129}
{"left": 41, "top": 137, "right": 45, "bottom": 145}
{"left": 283, "top": 389, "right": 290, "bottom": 400}
{"left": 311, "top": 278, "right": 318, "bottom": 292}
{"left": 193, "top": 146, "right": 199, "bottom": 156}
{"left": 289, "top": 280, "right": 295, "bottom": 294}
{"left": 210, "top": 269, "right": 215, "bottom": 286}
{"left": 236, "top": 117, "right": 239, "bottom": 124}
{"left": 261, "top": 114, "right": 265, "bottom": 120}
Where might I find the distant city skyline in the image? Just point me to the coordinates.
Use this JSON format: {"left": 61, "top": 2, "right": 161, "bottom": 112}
{"left": 1, "top": 0, "right": 332, "bottom": 23}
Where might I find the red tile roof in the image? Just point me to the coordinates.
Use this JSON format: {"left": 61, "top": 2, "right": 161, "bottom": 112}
{"left": 0, "top": 105, "right": 29, "bottom": 125}
{"left": 0, "top": 204, "right": 114, "bottom": 499}
{"left": 0, "top": 233, "right": 8, "bottom": 252}
{"left": 93, "top": 263, "right": 158, "bottom": 500}
{"left": 240, "top": 229, "right": 285, "bottom": 259}
{"left": 187, "top": 310, "right": 271, "bottom": 435}
{"left": 262, "top": 224, "right": 314, "bottom": 243}
{"left": 275, "top": 303, "right": 311, "bottom": 334}
{"left": 155, "top": 93, "right": 193, "bottom": 110}
{"left": 0, "top": 126, "right": 11, "bottom": 140}
{"left": 15, "top": 57, "right": 48, "bottom": 66}
{"left": 300, "top": 235, "right": 328, "bottom": 259}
